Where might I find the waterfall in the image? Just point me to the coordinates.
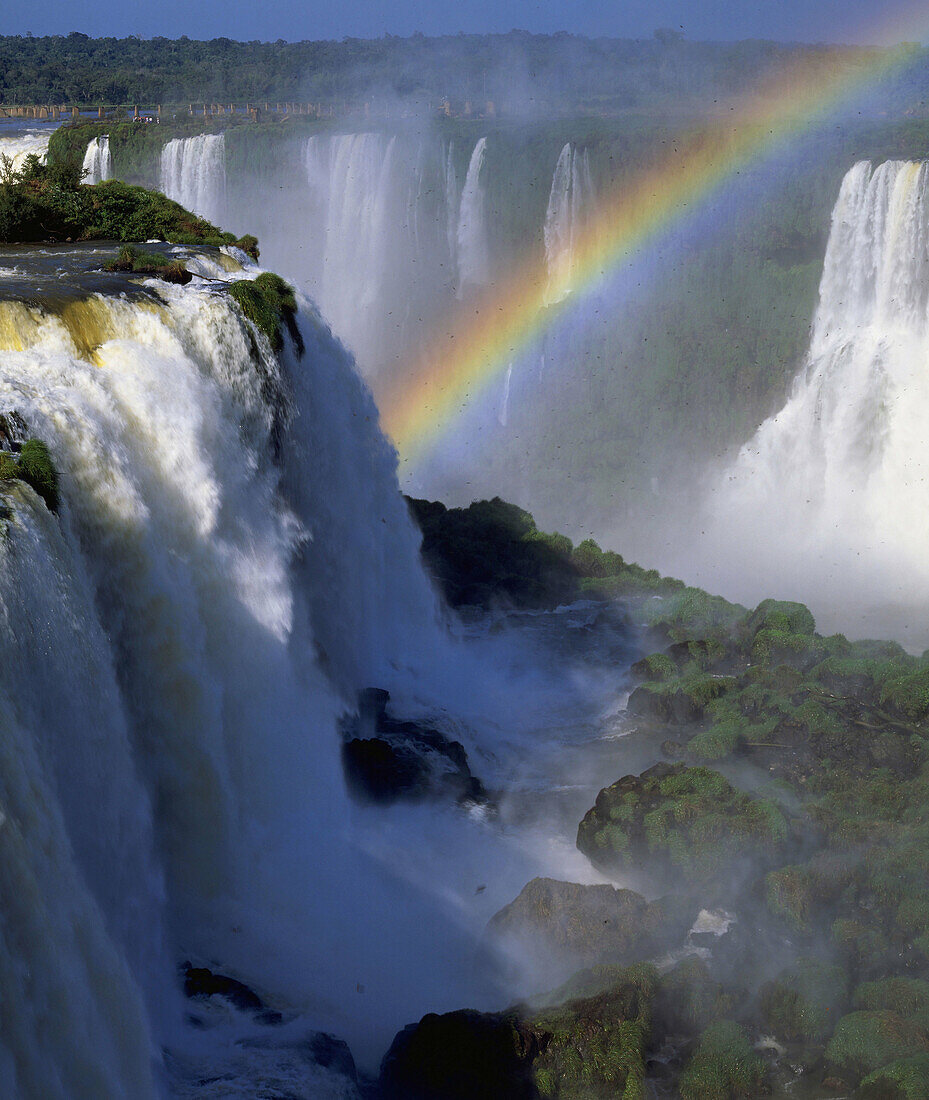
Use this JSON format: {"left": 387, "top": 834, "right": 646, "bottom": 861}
{"left": 456, "top": 136, "right": 490, "bottom": 295}
{"left": 0, "top": 251, "right": 489, "bottom": 1085}
{"left": 544, "top": 143, "right": 593, "bottom": 304}
{"left": 297, "top": 131, "right": 455, "bottom": 380}
{"left": 445, "top": 141, "right": 461, "bottom": 265}
{"left": 159, "top": 135, "right": 227, "bottom": 226}
{"left": 82, "top": 135, "right": 112, "bottom": 182}
{"left": 706, "top": 160, "right": 929, "bottom": 627}
{"left": 498, "top": 363, "right": 513, "bottom": 427}
{"left": 0, "top": 128, "right": 50, "bottom": 173}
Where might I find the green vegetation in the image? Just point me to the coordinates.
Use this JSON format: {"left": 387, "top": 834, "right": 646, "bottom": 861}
{"left": 104, "top": 244, "right": 191, "bottom": 284}
{"left": 2, "top": 32, "right": 922, "bottom": 117}
{"left": 0, "top": 439, "right": 60, "bottom": 512}
{"left": 229, "top": 272, "right": 303, "bottom": 355}
{"left": 0, "top": 151, "right": 258, "bottom": 252}
{"left": 825, "top": 1011, "right": 929, "bottom": 1079}
{"left": 576, "top": 762, "right": 788, "bottom": 887}
{"left": 406, "top": 495, "right": 684, "bottom": 609}
{"left": 678, "top": 1021, "right": 765, "bottom": 1100}
{"left": 758, "top": 959, "right": 849, "bottom": 1042}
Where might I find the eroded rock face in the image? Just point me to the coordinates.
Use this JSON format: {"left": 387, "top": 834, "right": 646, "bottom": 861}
{"left": 340, "top": 687, "right": 487, "bottom": 806}
{"left": 488, "top": 877, "right": 695, "bottom": 983}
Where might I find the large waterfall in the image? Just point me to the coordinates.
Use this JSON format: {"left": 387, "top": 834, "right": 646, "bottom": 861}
{"left": 701, "top": 159, "right": 929, "bottom": 637}
{"left": 145, "top": 131, "right": 588, "bottom": 383}
{"left": 159, "top": 135, "right": 227, "bottom": 228}
{"left": 0, "top": 248, "right": 484, "bottom": 1092}
{"left": 0, "top": 240, "right": 615, "bottom": 1092}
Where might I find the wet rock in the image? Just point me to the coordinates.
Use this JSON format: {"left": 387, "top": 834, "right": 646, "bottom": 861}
{"left": 380, "top": 964, "right": 654, "bottom": 1100}
{"left": 340, "top": 688, "right": 487, "bottom": 806}
{"left": 488, "top": 877, "right": 695, "bottom": 982}
{"left": 183, "top": 965, "right": 266, "bottom": 1013}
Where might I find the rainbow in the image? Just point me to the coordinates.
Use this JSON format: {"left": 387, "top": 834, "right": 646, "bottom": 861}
{"left": 380, "top": 36, "right": 921, "bottom": 462}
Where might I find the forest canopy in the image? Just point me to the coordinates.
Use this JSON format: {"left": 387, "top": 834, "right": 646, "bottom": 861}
{"left": 0, "top": 32, "right": 928, "bottom": 117}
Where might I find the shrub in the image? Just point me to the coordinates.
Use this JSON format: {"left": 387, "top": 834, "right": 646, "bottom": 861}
{"left": 825, "top": 1011, "right": 929, "bottom": 1079}
{"left": 678, "top": 1021, "right": 765, "bottom": 1100}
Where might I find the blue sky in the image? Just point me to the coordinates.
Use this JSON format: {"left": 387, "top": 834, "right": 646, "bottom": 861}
{"left": 3, "top": 0, "right": 926, "bottom": 45}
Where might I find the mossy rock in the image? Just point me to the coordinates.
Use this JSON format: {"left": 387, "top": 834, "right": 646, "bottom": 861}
{"left": 746, "top": 598, "right": 816, "bottom": 639}
{"left": 758, "top": 958, "right": 849, "bottom": 1041}
{"left": 859, "top": 1053, "right": 929, "bottom": 1099}
{"left": 627, "top": 674, "right": 736, "bottom": 725}
{"left": 229, "top": 272, "right": 303, "bottom": 355}
{"left": 654, "top": 956, "right": 740, "bottom": 1036}
{"left": 644, "top": 587, "right": 747, "bottom": 645}
{"left": 825, "top": 1011, "right": 929, "bottom": 1080}
{"left": 379, "top": 964, "right": 656, "bottom": 1100}
{"left": 577, "top": 762, "right": 788, "bottom": 889}
{"left": 0, "top": 438, "right": 60, "bottom": 512}
{"left": 678, "top": 1020, "right": 766, "bottom": 1100}
{"left": 487, "top": 878, "right": 695, "bottom": 978}
{"left": 854, "top": 979, "right": 929, "bottom": 1033}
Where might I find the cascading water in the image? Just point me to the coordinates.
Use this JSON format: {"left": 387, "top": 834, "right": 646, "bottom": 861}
{"left": 82, "top": 135, "right": 112, "bottom": 182}
{"left": 699, "top": 159, "right": 929, "bottom": 637}
{"left": 0, "top": 128, "right": 50, "bottom": 172}
{"left": 543, "top": 143, "right": 593, "bottom": 304}
{"left": 159, "top": 136, "right": 227, "bottom": 227}
{"left": 0, "top": 242, "right": 626, "bottom": 1092}
{"left": 456, "top": 136, "right": 490, "bottom": 295}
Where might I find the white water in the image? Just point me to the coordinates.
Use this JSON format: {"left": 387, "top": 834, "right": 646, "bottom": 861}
{"left": 159, "top": 136, "right": 227, "bottom": 227}
{"left": 698, "top": 160, "right": 929, "bottom": 639}
{"left": 0, "top": 128, "right": 50, "bottom": 172}
{"left": 82, "top": 135, "right": 112, "bottom": 182}
{"left": 0, "top": 246, "right": 633, "bottom": 1090}
{"left": 456, "top": 136, "right": 490, "bottom": 295}
{"left": 543, "top": 143, "right": 593, "bottom": 304}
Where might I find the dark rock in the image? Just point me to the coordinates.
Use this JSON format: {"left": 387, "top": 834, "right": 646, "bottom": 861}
{"left": 380, "top": 1010, "right": 539, "bottom": 1100}
{"left": 182, "top": 965, "right": 265, "bottom": 1013}
{"left": 340, "top": 688, "right": 487, "bottom": 807}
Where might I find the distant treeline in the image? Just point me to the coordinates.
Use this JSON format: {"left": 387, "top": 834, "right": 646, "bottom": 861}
{"left": 1, "top": 31, "right": 928, "bottom": 116}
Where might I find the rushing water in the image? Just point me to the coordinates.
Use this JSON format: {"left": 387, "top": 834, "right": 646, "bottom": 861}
{"left": 0, "top": 128, "right": 51, "bottom": 172}
{"left": 687, "top": 159, "right": 929, "bottom": 640}
{"left": 82, "top": 135, "right": 112, "bottom": 182}
{"left": 135, "top": 130, "right": 594, "bottom": 386}
{"left": 543, "top": 143, "right": 594, "bottom": 304}
{"left": 159, "top": 135, "right": 227, "bottom": 228}
{"left": 0, "top": 242, "right": 641, "bottom": 1094}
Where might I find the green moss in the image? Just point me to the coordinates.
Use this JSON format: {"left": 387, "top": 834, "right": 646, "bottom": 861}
{"left": 579, "top": 764, "right": 788, "bottom": 885}
{"left": 228, "top": 272, "right": 302, "bottom": 355}
{"left": 854, "top": 979, "right": 929, "bottom": 1033}
{"left": 678, "top": 1021, "right": 765, "bottom": 1100}
{"left": 825, "top": 1011, "right": 929, "bottom": 1079}
{"left": 689, "top": 718, "right": 745, "bottom": 762}
{"left": 103, "top": 244, "right": 192, "bottom": 284}
{"left": 747, "top": 598, "right": 816, "bottom": 637}
{"left": 759, "top": 959, "right": 848, "bottom": 1041}
{"left": 655, "top": 957, "right": 737, "bottom": 1035}
{"left": 645, "top": 587, "right": 747, "bottom": 643}
{"left": 9, "top": 439, "right": 60, "bottom": 512}
{"left": 882, "top": 666, "right": 929, "bottom": 722}
{"left": 859, "top": 1054, "right": 929, "bottom": 1100}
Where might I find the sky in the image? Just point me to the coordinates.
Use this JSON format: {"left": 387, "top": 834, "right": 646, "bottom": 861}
{"left": 2, "top": 0, "right": 927, "bottom": 47}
